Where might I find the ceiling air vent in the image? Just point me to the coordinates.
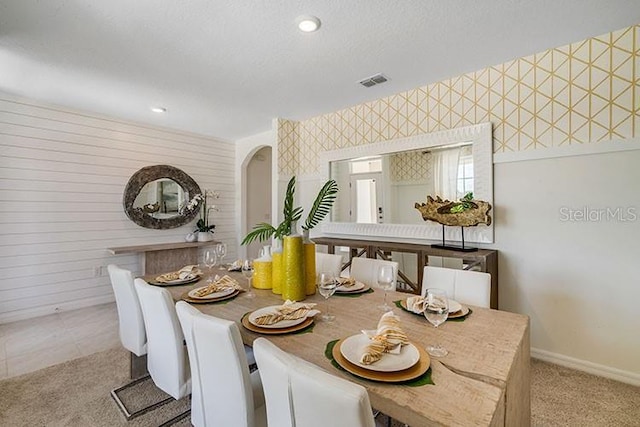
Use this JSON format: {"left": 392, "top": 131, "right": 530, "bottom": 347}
{"left": 358, "top": 73, "right": 389, "bottom": 88}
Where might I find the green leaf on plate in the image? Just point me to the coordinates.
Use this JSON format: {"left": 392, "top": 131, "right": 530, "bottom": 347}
{"left": 334, "top": 288, "right": 374, "bottom": 298}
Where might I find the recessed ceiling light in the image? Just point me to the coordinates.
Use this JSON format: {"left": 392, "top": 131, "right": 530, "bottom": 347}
{"left": 296, "top": 15, "right": 321, "bottom": 33}
{"left": 150, "top": 107, "right": 167, "bottom": 113}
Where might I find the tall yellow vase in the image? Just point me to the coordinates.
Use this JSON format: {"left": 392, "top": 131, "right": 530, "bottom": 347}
{"left": 282, "top": 235, "right": 306, "bottom": 301}
{"left": 303, "top": 230, "right": 316, "bottom": 295}
{"left": 271, "top": 239, "right": 283, "bottom": 295}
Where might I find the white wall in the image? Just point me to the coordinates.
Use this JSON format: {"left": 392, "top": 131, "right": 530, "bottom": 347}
{"left": 0, "top": 92, "right": 236, "bottom": 323}
{"left": 494, "top": 145, "right": 640, "bottom": 383}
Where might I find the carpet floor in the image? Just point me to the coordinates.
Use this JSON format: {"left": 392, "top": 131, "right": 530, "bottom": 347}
{"left": 0, "top": 348, "right": 638, "bottom": 426}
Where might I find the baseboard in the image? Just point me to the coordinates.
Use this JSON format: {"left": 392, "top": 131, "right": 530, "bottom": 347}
{"left": 0, "top": 295, "right": 115, "bottom": 325}
{"left": 531, "top": 347, "right": 640, "bottom": 387}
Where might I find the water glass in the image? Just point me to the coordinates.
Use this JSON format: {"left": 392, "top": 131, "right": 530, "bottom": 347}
{"left": 424, "top": 288, "right": 449, "bottom": 357}
{"left": 242, "top": 259, "right": 255, "bottom": 298}
{"left": 216, "top": 243, "right": 227, "bottom": 270}
{"left": 317, "top": 272, "right": 337, "bottom": 322}
{"left": 377, "top": 265, "right": 395, "bottom": 312}
{"left": 203, "top": 250, "right": 217, "bottom": 283}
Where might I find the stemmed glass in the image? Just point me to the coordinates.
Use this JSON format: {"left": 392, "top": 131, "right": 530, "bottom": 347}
{"left": 216, "top": 243, "right": 227, "bottom": 270}
{"left": 424, "top": 288, "right": 449, "bottom": 357}
{"left": 377, "top": 265, "right": 395, "bottom": 312}
{"left": 203, "top": 250, "right": 217, "bottom": 283}
{"left": 317, "top": 272, "right": 337, "bottom": 322}
{"left": 242, "top": 259, "right": 255, "bottom": 299}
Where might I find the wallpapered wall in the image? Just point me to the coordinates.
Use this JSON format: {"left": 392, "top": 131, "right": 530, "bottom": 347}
{"left": 278, "top": 24, "right": 638, "bottom": 175}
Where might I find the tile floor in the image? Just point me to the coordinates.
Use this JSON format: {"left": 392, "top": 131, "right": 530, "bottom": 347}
{"left": 0, "top": 302, "right": 120, "bottom": 379}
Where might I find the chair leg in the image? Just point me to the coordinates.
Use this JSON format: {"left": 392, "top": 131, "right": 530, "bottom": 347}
{"left": 130, "top": 352, "right": 148, "bottom": 379}
{"left": 110, "top": 375, "right": 173, "bottom": 420}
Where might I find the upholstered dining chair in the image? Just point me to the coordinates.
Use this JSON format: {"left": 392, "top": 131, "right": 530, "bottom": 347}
{"left": 175, "top": 301, "right": 257, "bottom": 427}
{"left": 254, "top": 337, "right": 376, "bottom": 427}
{"left": 108, "top": 264, "right": 172, "bottom": 420}
{"left": 350, "top": 257, "right": 399, "bottom": 290}
{"left": 134, "top": 279, "right": 191, "bottom": 424}
{"left": 189, "top": 311, "right": 266, "bottom": 427}
{"left": 315, "top": 252, "right": 344, "bottom": 278}
{"left": 422, "top": 266, "right": 491, "bottom": 308}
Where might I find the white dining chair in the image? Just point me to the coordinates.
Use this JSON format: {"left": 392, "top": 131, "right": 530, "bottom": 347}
{"left": 254, "top": 337, "right": 376, "bottom": 427}
{"left": 108, "top": 264, "right": 172, "bottom": 419}
{"left": 134, "top": 279, "right": 191, "bottom": 424}
{"left": 190, "top": 312, "right": 266, "bottom": 427}
{"left": 175, "top": 301, "right": 258, "bottom": 427}
{"left": 315, "top": 252, "right": 343, "bottom": 278}
{"left": 422, "top": 266, "right": 491, "bottom": 308}
{"left": 350, "top": 257, "right": 399, "bottom": 290}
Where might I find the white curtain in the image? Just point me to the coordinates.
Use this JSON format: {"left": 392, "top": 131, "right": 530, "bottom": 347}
{"left": 432, "top": 147, "right": 461, "bottom": 200}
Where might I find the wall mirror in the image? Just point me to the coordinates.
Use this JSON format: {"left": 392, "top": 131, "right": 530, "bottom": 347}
{"left": 319, "top": 122, "right": 494, "bottom": 243}
{"left": 123, "top": 165, "right": 201, "bottom": 229}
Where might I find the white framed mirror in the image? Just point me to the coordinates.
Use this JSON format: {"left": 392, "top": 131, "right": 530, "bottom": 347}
{"left": 319, "top": 122, "right": 493, "bottom": 244}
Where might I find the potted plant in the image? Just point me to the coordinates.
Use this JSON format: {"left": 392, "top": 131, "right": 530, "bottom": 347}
{"left": 189, "top": 190, "right": 218, "bottom": 242}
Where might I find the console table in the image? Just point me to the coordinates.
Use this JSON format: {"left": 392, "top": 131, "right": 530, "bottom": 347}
{"left": 313, "top": 236, "right": 498, "bottom": 309}
{"left": 107, "top": 241, "right": 219, "bottom": 275}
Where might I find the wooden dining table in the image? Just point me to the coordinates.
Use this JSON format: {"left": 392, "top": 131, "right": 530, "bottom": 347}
{"left": 152, "top": 271, "right": 530, "bottom": 426}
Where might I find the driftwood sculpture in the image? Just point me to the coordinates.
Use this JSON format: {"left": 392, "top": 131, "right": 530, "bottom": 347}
{"left": 415, "top": 195, "right": 492, "bottom": 227}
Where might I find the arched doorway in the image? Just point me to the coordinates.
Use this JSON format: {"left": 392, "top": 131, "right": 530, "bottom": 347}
{"left": 244, "top": 146, "right": 272, "bottom": 259}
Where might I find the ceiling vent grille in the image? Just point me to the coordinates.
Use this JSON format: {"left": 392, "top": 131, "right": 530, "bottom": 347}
{"left": 358, "top": 73, "right": 389, "bottom": 88}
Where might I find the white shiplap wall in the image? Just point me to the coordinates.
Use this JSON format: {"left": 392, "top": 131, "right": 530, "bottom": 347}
{"left": 0, "top": 92, "right": 236, "bottom": 323}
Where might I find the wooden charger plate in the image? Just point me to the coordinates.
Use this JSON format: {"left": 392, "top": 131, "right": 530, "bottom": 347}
{"left": 399, "top": 300, "right": 470, "bottom": 319}
{"left": 332, "top": 338, "right": 430, "bottom": 383}
{"left": 181, "top": 289, "right": 240, "bottom": 304}
{"left": 241, "top": 313, "right": 314, "bottom": 335}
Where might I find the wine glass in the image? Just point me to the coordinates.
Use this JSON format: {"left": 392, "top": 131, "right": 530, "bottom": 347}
{"left": 424, "top": 288, "right": 449, "bottom": 357}
{"left": 242, "top": 259, "right": 255, "bottom": 298}
{"left": 317, "top": 272, "right": 337, "bottom": 322}
{"left": 203, "top": 250, "right": 217, "bottom": 283}
{"left": 376, "top": 265, "right": 395, "bottom": 312}
{"left": 216, "top": 242, "right": 227, "bottom": 270}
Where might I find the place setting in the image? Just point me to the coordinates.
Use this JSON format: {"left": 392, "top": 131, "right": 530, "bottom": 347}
{"left": 333, "top": 276, "right": 372, "bottom": 296}
{"left": 148, "top": 265, "right": 202, "bottom": 286}
{"left": 180, "top": 275, "right": 244, "bottom": 304}
{"left": 328, "top": 311, "right": 432, "bottom": 384}
{"left": 242, "top": 300, "right": 319, "bottom": 335}
{"left": 395, "top": 292, "right": 471, "bottom": 321}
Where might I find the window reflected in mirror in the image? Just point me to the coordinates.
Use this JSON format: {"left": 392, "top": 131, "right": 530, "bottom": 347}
{"left": 132, "top": 178, "right": 185, "bottom": 219}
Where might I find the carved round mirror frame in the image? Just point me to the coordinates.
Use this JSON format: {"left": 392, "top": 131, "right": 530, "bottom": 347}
{"left": 123, "top": 165, "right": 201, "bottom": 229}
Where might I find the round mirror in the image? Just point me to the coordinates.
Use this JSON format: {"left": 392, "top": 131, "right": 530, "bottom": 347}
{"left": 123, "top": 165, "right": 201, "bottom": 229}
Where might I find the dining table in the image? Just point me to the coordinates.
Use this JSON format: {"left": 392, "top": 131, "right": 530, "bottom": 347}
{"left": 149, "top": 270, "right": 530, "bottom": 427}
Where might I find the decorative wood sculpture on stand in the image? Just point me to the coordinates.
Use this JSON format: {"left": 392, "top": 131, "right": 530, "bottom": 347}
{"left": 414, "top": 193, "right": 492, "bottom": 252}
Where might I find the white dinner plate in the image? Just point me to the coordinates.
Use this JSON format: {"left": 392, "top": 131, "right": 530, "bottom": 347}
{"left": 448, "top": 299, "right": 462, "bottom": 313}
{"left": 188, "top": 286, "right": 236, "bottom": 300}
{"left": 249, "top": 305, "right": 308, "bottom": 329}
{"left": 340, "top": 334, "right": 420, "bottom": 372}
{"left": 336, "top": 280, "right": 365, "bottom": 293}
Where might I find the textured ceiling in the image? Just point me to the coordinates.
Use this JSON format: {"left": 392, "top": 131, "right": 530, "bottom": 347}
{"left": 1, "top": 1, "right": 638, "bottom": 141}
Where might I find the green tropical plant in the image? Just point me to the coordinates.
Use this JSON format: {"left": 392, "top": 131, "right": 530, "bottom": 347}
{"left": 302, "top": 179, "right": 339, "bottom": 231}
{"left": 241, "top": 176, "right": 338, "bottom": 245}
{"left": 449, "top": 192, "right": 476, "bottom": 213}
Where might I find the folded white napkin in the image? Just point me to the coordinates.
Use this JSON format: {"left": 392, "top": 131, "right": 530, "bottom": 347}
{"left": 228, "top": 260, "right": 243, "bottom": 272}
{"left": 178, "top": 265, "right": 201, "bottom": 280}
{"left": 253, "top": 300, "right": 319, "bottom": 326}
{"left": 359, "top": 312, "right": 410, "bottom": 364}
{"left": 406, "top": 295, "right": 426, "bottom": 314}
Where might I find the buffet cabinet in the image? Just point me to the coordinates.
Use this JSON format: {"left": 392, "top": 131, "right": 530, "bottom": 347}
{"left": 312, "top": 236, "right": 498, "bottom": 309}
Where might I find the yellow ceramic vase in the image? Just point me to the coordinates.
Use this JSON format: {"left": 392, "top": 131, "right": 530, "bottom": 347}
{"left": 282, "top": 235, "right": 306, "bottom": 301}
{"left": 303, "top": 241, "right": 316, "bottom": 295}
{"left": 253, "top": 260, "right": 272, "bottom": 289}
{"left": 271, "top": 251, "right": 283, "bottom": 294}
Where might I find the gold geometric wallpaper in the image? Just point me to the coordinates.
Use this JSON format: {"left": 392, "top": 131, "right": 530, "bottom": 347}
{"left": 390, "top": 151, "right": 431, "bottom": 183}
{"left": 278, "top": 25, "right": 639, "bottom": 175}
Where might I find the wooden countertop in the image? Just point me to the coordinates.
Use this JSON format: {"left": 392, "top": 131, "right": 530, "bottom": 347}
{"left": 107, "top": 240, "right": 219, "bottom": 255}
